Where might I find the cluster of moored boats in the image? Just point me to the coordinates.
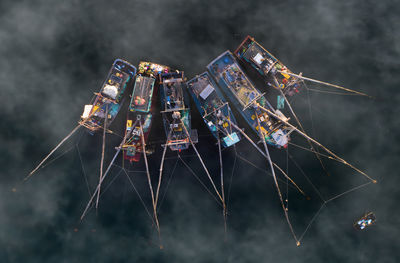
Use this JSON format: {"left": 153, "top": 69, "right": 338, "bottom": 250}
{"left": 81, "top": 36, "right": 305, "bottom": 159}
{"left": 29, "top": 36, "right": 376, "bottom": 246}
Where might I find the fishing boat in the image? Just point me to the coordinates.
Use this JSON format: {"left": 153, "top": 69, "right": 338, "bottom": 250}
{"left": 80, "top": 59, "right": 137, "bottom": 133}
{"left": 235, "top": 35, "right": 371, "bottom": 105}
{"left": 159, "top": 71, "right": 196, "bottom": 151}
{"left": 234, "top": 35, "right": 301, "bottom": 98}
{"left": 187, "top": 72, "right": 240, "bottom": 148}
{"left": 157, "top": 72, "right": 226, "bottom": 233}
{"left": 28, "top": 59, "right": 136, "bottom": 178}
{"left": 122, "top": 61, "right": 170, "bottom": 162}
{"left": 207, "top": 51, "right": 290, "bottom": 148}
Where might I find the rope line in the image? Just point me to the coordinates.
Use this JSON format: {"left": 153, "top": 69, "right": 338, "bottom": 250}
{"left": 325, "top": 181, "right": 372, "bottom": 203}
{"left": 37, "top": 145, "right": 76, "bottom": 170}
{"left": 179, "top": 155, "right": 222, "bottom": 207}
{"left": 123, "top": 168, "right": 157, "bottom": 226}
{"left": 288, "top": 153, "right": 326, "bottom": 203}
{"left": 298, "top": 203, "right": 325, "bottom": 242}
{"left": 157, "top": 156, "right": 179, "bottom": 212}
{"left": 76, "top": 145, "right": 91, "bottom": 196}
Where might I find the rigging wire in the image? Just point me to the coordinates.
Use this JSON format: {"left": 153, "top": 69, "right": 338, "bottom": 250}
{"left": 179, "top": 155, "right": 223, "bottom": 207}
{"left": 36, "top": 145, "right": 76, "bottom": 171}
{"left": 157, "top": 156, "right": 179, "bottom": 212}
{"left": 298, "top": 203, "right": 326, "bottom": 242}
{"left": 76, "top": 145, "right": 91, "bottom": 197}
{"left": 324, "top": 181, "right": 372, "bottom": 203}
{"left": 227, "top": 145, "right": 238, "bottom": 207}
{"left": 123, "top": 169, "right": 157, "bottom": 226}
{"left": 288, "top": 153, "right": 326, "bottom": 203}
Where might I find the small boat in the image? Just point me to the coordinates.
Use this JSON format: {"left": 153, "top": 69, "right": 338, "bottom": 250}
{"left": 80, "top": 59, "right": 137, "bottom": 133}
{"left": 207, "top": 51, "right": 290, "bottom": 148}
{"left": 234, "top": 35, "right": 301, "bottom": 97}
{"left": 354, "top": 212, "right": 376, "bottom": 230}
{"left": 122, "top": 61, "right": 170, "bottom": 162}
{"left": 159, "top": 71, "right": 196, "bottom": 151}
{"left": 187, "top": 72, "right": 241, "bottom": 147}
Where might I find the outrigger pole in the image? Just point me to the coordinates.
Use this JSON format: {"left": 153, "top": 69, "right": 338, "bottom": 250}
{"left": 96, "top": 105, "right": 109, "bottom": 210}
{"left": 139, "top": 120, "right": 161, "bottom": 237}
{"left": 80, "top": 119, "right": 138, "bottom": 220}
{"left": 26, "top": 104, "right": 104, "bottom": 180}
{"left": 154, "top": 120, "right": 175, "bottom": 209}
{"left": 26, "top": 124, "right": 82, "bottom": 180}
{"left": 273, "top": 76, "right": 330, "bottom": 177}
{"left": 254, "top": 111, "right": 300, "bottom": 246}
{"left": 217, "top": 136, "right": 227, "bottom": 237}
{"left": 278, "top": 71, "right": 373, "bottom": 99}
{"left": 257, "top": 105, "right": 377, "bottom": 183}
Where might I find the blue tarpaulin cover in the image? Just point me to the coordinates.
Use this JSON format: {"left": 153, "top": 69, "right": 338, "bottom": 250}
{"left": 277, "top": 95, "right": 285, "bottom": 109}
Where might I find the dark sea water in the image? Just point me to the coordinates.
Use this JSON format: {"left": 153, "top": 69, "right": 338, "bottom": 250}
{"left": 1, "top": 0, "right": 399, "bottom": 262}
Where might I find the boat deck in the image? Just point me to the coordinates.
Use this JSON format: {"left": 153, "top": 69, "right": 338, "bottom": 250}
{"left": 235, "top": 36, "right": 300, "bottom": 96}
{"left": 81, "top": 59, "right": 136, "bottom": 132}
{"left": 129, "top": 76, "right": 155, "bottom": 113}
{"left": 187, "top": 72, "right": 241, "bottom": 147}
{"left": 160, "top": 72, "right": 191, "bottom": 151}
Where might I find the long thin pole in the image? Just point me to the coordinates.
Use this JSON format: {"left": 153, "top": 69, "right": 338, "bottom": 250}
{"left": 217, "top": 136, "right": 227, "bottom": 238}
{"left": 27, "top": 102, "right": 105, "bottom": 179}
{"left": 154, "top": 121, "right": 174, "bottom": 209}
{"left": 278, "top": 71, "right": 373, "bottom": 98}
{"left": 96, "top": 105, "right": 109, "bottom": 210}
{"left": 26, "top": 124, "right": 81, "bottom": 180}
{"left": 139, "top": 120, "right": 161, "bottom": 238}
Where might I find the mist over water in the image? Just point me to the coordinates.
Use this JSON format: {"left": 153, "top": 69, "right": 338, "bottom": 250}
{"left": 1, "top": 0, "right": 399, "bottom": 262}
